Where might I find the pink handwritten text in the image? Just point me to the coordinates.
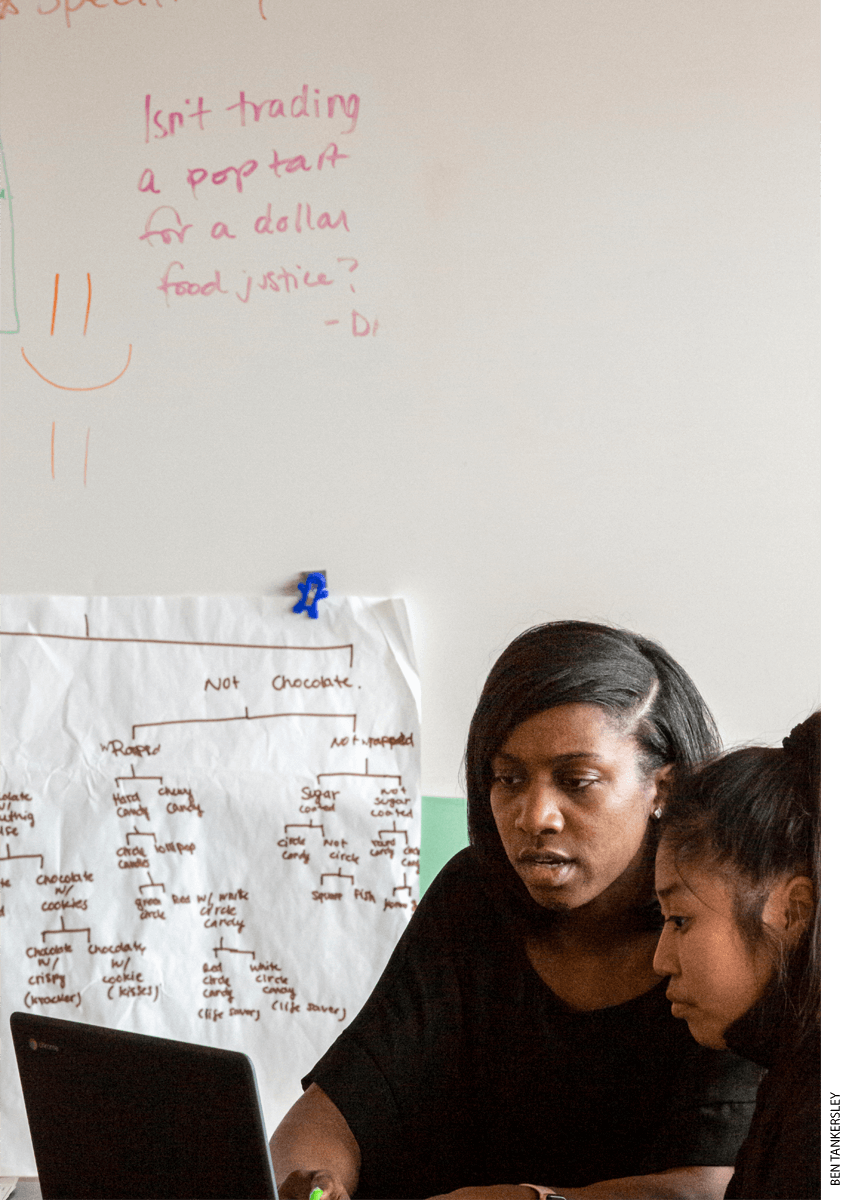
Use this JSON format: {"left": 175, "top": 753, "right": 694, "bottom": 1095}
{"left": 227, "top": 88, "right": 359, "bottom": 134}
{"left": 184, "top": 144, "right": 348, "bottom": 199}
{"left": 144, "top": 88, "right": 360, "bottom": 142}
{"left": 40, "top": 0, "right": 177, "bottom": 30}
{"left": 254, "top": 203, "right": 349, "bottom": 234}
{"left": 157, "top": 261, "right": 227, "bottom": 306}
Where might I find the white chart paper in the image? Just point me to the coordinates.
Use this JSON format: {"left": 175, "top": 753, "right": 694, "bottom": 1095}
{"left": 0, "top": 594, "right": 421, "bottom": 1175}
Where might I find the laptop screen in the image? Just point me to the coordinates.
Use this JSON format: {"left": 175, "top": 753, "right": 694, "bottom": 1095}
{"left": 11, "top": 1012, "right": 278, "bottom": 1200}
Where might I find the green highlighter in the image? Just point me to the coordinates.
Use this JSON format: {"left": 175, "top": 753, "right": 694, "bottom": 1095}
{"left": 309, "top": 1189, "right": 324, "bottom": 1200}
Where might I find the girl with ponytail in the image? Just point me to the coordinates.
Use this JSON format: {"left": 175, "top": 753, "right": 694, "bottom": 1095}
{"left": 654, "top": 712, "right": 820, "bottom": 1198}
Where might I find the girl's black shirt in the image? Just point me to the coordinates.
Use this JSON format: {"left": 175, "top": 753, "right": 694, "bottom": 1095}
{"left": 723, "top": 986, "right": 819, "bottom": 1199}
{"left": 305, "top": 848, "right": 762, "bottom": 1199}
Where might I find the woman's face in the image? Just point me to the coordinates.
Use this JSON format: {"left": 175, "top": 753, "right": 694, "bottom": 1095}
{"left": 653, "top": 842, "right": 776, "bottom": 1049}
{"left": 489, "top": 703, "right": 667, "bottom": 914}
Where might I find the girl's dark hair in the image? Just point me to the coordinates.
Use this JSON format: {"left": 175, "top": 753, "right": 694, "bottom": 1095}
{"left": 660, "top": 711, "right": 820, "bottom": 1035}
{"left": 465, "top": 621, "right": 720, "bottom": 920}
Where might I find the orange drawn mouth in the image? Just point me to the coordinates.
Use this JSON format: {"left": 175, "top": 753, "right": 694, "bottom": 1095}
{"left": 21, "top": 343, "right": 133, "bottom": 391}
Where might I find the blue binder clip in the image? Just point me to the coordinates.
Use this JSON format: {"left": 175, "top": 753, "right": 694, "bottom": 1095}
{"left": 293, "top": 572, "right": 328, "bottom": 620}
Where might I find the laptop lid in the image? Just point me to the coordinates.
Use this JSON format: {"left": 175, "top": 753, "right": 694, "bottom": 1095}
{"left": 10, "top": 1012, "right": 278, "bottom": 1200}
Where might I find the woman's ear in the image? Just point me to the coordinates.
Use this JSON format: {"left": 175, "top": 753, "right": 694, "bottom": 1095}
{"left": 762, "top": 875, "right": 814, "bottom": 945}
{"left": 650, "top": 762, "right": 674, "bottom": 814}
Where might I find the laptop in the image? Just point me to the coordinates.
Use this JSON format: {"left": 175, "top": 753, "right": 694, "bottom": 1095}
{"left": 10, "top": 1012, "right": 278, "bottom": 1200}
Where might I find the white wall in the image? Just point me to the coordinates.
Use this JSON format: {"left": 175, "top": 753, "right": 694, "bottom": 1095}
{"left": 1, "top": 0, "right": 819, "bottom": 795}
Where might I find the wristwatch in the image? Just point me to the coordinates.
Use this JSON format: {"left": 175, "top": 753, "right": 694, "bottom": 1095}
{"left": 519, "top": 1185, "right": 567, "bottom": 1200}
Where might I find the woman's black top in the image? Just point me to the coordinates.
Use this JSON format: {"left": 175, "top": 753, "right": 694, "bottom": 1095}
{"left": 723, "top": 986, "right": 819, "bottom": 1199}
{"left": 304, "top": 849, "right": 762, "bottom": 1199}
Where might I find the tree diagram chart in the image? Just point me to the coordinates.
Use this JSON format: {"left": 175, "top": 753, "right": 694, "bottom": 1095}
{"left": 0, "top": 593, "right": 421, "bottom": 1176}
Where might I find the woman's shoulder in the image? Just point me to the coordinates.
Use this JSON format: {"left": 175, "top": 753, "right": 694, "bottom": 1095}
{"left": 415, "top": 846, "right": 498, "bottom": 933}
{"left": 396, "top": 846, "right": 536, "bottom": 982}
{"left": 420, "top": 845, "right": 486, "bottom": 903}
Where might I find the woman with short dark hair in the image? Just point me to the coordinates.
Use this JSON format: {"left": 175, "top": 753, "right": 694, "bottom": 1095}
{"left": 271, "top": 622, "right": 763, "bottom": 1200}
{"left": 466, "top": 621, "right": 721, "bottom": 922}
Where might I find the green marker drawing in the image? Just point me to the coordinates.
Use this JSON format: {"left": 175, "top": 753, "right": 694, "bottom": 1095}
{"left": 0, "top": 135, "right": 20, "bottom": 334}
{"left": 309, "top": 1188, "right": 324, "bottom": 1200}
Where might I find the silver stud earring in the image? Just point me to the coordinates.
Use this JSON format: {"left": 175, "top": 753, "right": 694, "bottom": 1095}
{"left": 652, "top": 807, "right": 662, "bottom": 820}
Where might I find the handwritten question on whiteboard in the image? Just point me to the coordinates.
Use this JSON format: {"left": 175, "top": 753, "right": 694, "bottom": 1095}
{"left": 137, "top": 82, "right": 379, "bottom": 333}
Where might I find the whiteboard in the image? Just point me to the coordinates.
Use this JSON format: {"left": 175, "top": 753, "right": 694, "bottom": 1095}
{"left": 0, "top": 0, "right": 819, "bottom": 795}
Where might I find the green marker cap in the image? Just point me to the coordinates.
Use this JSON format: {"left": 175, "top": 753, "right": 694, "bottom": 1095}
{"left": 309, "top": 1188, "right": 324, "bottom": 1200}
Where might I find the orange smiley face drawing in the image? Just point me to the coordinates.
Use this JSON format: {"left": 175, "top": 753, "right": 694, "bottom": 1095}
{"left": 21, "top": 273, "right": 132, "bottom": 391}
{"left": 20, "top": 273, "right": 133, "bottom": 484}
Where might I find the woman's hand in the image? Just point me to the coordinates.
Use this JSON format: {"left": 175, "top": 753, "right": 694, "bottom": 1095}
{"left": 277, "top": 1168, "right": 351, "bottom": 1200}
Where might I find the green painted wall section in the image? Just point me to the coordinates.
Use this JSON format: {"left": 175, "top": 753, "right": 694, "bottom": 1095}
{"left": 420, "top": 796, "right": 468, "bottom": 897}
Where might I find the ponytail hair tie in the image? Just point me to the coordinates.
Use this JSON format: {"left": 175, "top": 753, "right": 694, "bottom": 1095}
{"left": 782, "top": 715, "right": 811, "bottom": 753}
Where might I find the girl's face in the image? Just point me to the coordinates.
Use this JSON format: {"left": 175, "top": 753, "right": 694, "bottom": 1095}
{"left": 653, "top": 841, "right": 778, "bottom": 1049}
{"left": 490, "top": 703, "right": 668, "bottom": 914}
